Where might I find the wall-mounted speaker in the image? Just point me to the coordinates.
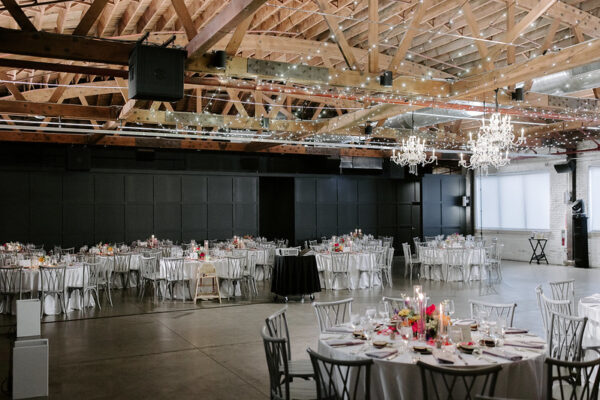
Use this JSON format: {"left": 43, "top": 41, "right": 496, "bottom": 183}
{"left": 128, "top": 45, "right": 186, "bottom": 101}
{"left": 67, "top": 147, "right": 91, "bottom": 171}
{"left": 553, "top": 160, "right": 576, "bottom": 173}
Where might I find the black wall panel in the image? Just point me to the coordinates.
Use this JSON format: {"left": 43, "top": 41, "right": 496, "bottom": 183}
{"left": 294, "top": 176, "right": 421, "bottom": 248}
{"left": 0, "top": 170, "right": 260, "bottom": 247}
{"left": 421, "top": 174, "right": 466, "bottom": 237}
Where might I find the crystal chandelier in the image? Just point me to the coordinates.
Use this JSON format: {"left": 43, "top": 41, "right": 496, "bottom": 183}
{"left": 458, "top": 89, "right": 525, "bottom": 173}
{"left": 481, "top": 89, "right": 526, "bottom": 149}
{"left": 391, "top": 135, "right": 437, "bottom": 175}
{"left": 459, "top": 131, "right": 510, "bottom": 174}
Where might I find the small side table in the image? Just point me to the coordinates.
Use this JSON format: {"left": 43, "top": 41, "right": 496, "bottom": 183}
{"left": 528, "top": 238, "right": 549, "bottom": 264}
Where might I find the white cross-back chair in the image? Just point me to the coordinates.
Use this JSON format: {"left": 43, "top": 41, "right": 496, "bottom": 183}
{"left": 330, "top": 252, "right": 351, "bottom": 290}
{"left": 312, "top": 298, "right": 353, "bottom": 333}
{"left": 469, "top": 299, "right": 517, "bottom": 327}
{"left": 536, "top": 285, "right": 573, "bottom": 339}
{"left": 549, "top": 279, "right": 576, "bottom": 311}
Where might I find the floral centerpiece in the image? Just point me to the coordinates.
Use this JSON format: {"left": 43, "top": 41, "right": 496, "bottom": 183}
{"left": 3, "top": 242, "right": 23, "bottom": 252}
{"left": 333, "top": 242, "right": 343, "bottom": 252}
{"left": 393, "top": 303, "right": 450, "bottom": 340}
{"left": 192, "top": 246, "right": 206, "bottom": 260}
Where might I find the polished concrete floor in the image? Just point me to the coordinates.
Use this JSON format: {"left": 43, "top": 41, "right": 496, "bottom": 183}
{"left": 1, "top": 260, "right": 599, "bottom": 399}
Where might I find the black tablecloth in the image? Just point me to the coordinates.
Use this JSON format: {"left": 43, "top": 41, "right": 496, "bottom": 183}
{"left": 270, "top": 255, "right": 321, "bottom": 297}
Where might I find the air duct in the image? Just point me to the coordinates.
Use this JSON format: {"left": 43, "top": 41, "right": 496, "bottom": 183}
{"left": 384, "top": 108, "right": 480, "bottom": 129}
{"left": 529, "top": 61, "right": 600, "bottom": 95}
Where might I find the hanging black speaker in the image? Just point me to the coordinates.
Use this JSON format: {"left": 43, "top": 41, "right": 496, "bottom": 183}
{"left": 511, "top": 87, "right": 524, "bottom": 101}
{"left": 128, "top": 44, "right": 186, "bottom": 101}
{"left": 379, "top": 70, "right": 393, "bottom": 87}
{"left": 554, "top": 160, "right": 576, "bottom": 173}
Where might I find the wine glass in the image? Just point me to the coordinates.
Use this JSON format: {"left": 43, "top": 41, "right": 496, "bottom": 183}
{"left": 400, "top": 326, "right": 413, "bottom": 349}
{"left": 446, "top": 299, "right": 455, "bottom": 320}
{"left": 377, "top": 301, "right": 388, "bottom": 322}
{"left": 365, "top": 307, "right": 376, "bottom": 322}
{"left": 350, "top": 313, "right": 361, "bottom": 330}
{"left": 478, "top": 310, "right": 490, "bottom": 335}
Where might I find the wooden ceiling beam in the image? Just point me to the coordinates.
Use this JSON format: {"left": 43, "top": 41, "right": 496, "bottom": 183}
{"left": 367, "top": 0, "right": 378, "bottom": 74}
{"left": 314, "top": 0, "right": 358, "bottom": 70}
{"left": 0, "top": 0, "right": 36, "bottom": 31}
{"left": 170, "top": 0, "right": 197, "bottom": 40}
{"left": 460, "top": 0, "right": 493, "bottom": 71}
{"left": 225, "top": 14, "right": 254, "bottom": 56}
{"left": 73, "top": 0, "right": 110, "bottom": 36}
{"left": 451, "top": 38, "right": 600, "bottom": 97}
{"left": 0, "top": 130, "right": 389, "bottom": 158}
{"left": 185, "top": 0, "right": 267, "bottom": 58}
{"left": 388, "top": 0, "right": 429, "bottom": 73}
{"left": 485, "top": 0, "right": 556, "bottom": 63}
{"left": 0, "top": 99, "right": 117, "bottom": 120}
{"left": 0, "top": 71, "right": 26, "bottom": 101}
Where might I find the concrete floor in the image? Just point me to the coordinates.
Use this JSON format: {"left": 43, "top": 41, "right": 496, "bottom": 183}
{"left": 1, "top": 260, "right": 599, "bottom": 399}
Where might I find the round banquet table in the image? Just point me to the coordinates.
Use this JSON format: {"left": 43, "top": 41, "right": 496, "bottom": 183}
{"left": 0, "top": 264, "right": 93, "bottom": 315}
{"left": 420, "top": 247, "right": 488, "bottom": 281}
{"left": 314, "top": 251, "right": 381, "bottom": 289}
{"left": 578, "top": 294, "right": 600, "bottom": 348}
{"left": 318, "top": 327, "right": 545, "bottom": 399}
{"left": 271, "top": 255, "right": 321, "bottom": 299}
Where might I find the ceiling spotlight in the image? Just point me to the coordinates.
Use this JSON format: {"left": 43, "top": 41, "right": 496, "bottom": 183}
{"left": 211, "top": 50, "right": 227, "bottom": 70}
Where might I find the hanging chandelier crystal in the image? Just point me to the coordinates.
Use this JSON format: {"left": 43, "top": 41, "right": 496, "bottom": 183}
{"left": 391, "top": 136, "right": 437, "bottom": 175}
{"left": 479, "top": 112, "right": 526, "bottom": 149}
{"left": 458, "top": 89, "right": 526, "bottom": 173}
{"left": 459, "top": 131, "right": 510, "bottom": 174}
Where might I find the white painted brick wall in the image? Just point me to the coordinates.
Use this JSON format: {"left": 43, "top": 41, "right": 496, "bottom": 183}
{"left": 475, "top": 154, "right": 570, "bottom": 265}
{"left": 575, "top": 141, "right": 600, "bottom": 268}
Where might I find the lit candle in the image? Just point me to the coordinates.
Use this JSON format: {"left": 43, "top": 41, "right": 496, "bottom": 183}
{"left": 460, "top": 153, "right": 464, "bottom": 161}
{"left": 439, "top": 302, "right": 445, "bottom": 336}
{"left": 469, "top": 131, "right": 472, "bottom": 141}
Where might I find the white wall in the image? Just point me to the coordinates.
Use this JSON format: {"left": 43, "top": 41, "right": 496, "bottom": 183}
{"left": 475, "top": 154, "right": 570, "bottom": 265}
{"left": 575, "top": 141, "right": 600, "bottom": 268}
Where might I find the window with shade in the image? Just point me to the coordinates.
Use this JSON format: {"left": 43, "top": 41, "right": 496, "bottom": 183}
{"left": 590, "top": 167, "right": 600, "bottom": 231}
{"left": 475, "top": 171, "right": 550, "bottom": 230}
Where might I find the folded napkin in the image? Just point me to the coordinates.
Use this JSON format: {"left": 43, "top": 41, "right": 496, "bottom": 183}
{"left": 364, "top": 349, "right": 398, "bottom": 359}
{"left": 581, "top": 296, "right": 600, "bottom": 304}
{"left": 326, "top": 339, "right": 364, "bottom": 347}
{"left": 482, "top": 348, "right": 523, "bottom": 361}
{"left": 454, "top": 319, "right": 476, "bottom": 326}
{"left": 504, "top": 340, "right": 545, "bottom": 350}
{"left": 504, "top": 328, "right": 529, "bottom": 335}
{"left": 326, "top": 326, "right": 355, "bottom": 333}
{"left": 432, "top": 349, "right": 455, "bottom": 364}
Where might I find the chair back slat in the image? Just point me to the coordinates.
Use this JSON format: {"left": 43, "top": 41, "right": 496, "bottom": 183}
{"left": 546, "top": 355, "right": 600, "bottom": 400}
{"left": 308, "top": 348, "right": 372, "bottom": 400}
{"left": 0, "top": 266, "right": 22, "bottom": 295}
{"left": 40, "top": 266, "right": 66, "bottom": 293}
{"left": 331, "top": 252, "right": 350, "bottom": 273}
{"left": 265, "top": 307, "right": 292, "bottom": 361}
{"left": 417, "top": 361, "right": 501, "bottom": 400}
{"left": 313, "top": 298, "right": 353, "bottom": 333}
{"left": 261, "top": 327, "right": 290, "bottom": 400}
{"left": 549, "top": 312, "right": 587, "bottom": 362}
{"left": 469, "top": 300, "right": 517, "bottom": 327}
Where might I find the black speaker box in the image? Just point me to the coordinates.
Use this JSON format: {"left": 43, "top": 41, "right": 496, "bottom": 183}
{"left": 67, "top": 147, "right": 91, "bottom": 171}
{"left": 554, "top": 160, "right": 576, "bottom": 173}
{"left": 572, "top": 215, "right": 589, "bottom": 268}
{"left": 128, "top": 45, "right": 186, "bottom": 101}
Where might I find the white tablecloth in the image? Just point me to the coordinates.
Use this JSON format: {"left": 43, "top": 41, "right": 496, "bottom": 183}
{"left": 315, "top": 252, "right": 381, "bottom": 290}
{"left": 420, "top": 247, "right": 488, "bottom": 281}
{"left": 154, "top": 258, "right": 239, "bottom": 299}
{"left": 318, "top": 330, "right": 545, "bottom": 399}
{"left": 0, "top": 264, "right": 91, "bottom": 315}
{"left": 579, "top": 294, "right": 600, "bottom": 348}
